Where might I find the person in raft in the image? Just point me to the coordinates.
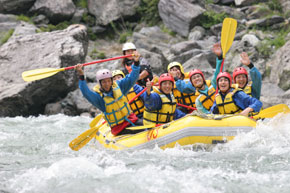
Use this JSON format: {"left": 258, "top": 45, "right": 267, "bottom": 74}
{"left": 175, "top": 43, "right": 224, "bottom": 114}
{"left": 75, "top": 51, "right": 144, "bottom": 136}
{"left": 121, "top": 42, "right": 153, "bottom": 87}
{"left": 167, "top": 61, "right": 198, "bottom": 113}
{"left": 210, "top": 72, "right": 262, "bottom": 116}
{"left": 143, "top": 73, "right": 186, "bottom": 125}
{"left": 112, "top": 70, "right": 146, "bottom": 120}
{"left": 232, "top": 52, "right": 262, "bottom": 100}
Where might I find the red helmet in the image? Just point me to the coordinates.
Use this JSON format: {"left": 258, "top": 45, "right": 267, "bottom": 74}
{"left": 189, "top": 69, "right": 205, "bottom": 82}
{"left": 158, "top": 73, "right": 174, "bottom": 89}
{"left": 217, "top": 72, "right": 232, "bottom": 86}
{"left": 233, "top": 67, "right": 248, "bottom": 83}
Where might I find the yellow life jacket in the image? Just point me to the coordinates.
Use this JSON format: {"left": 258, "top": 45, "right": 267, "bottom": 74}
{"left": 143, "top": 88, "right": 177, "bottom": 125}
{"left": 126, "top": 87, "right": 144, "bottom": 116}
{"left": 93, "top": 82, "right": 131, "bottom": 127}
{"left": 173, "top": 78, "right": 198, "bottom": 108}
{"left": 215, "top": 88, "right": 243, "bottom": 114}
{"left": 196, "top": 80, "right": 216, "bottom": 110}
{"left": 232, "top": 81, "right": 252, "bottom": 96}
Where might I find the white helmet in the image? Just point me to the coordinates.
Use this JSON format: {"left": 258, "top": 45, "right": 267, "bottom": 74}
{"left": 122, "top": 42, "right": 136, "bottom": 51}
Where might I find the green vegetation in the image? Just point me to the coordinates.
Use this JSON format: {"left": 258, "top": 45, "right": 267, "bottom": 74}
{"left": 109, "top": 21, "right": 134, "bottom": 43}
{"left": 257, "top": 28, "right": 290, "bottom": 57}
{"left": 89, "top": 49, "right": 106, "bottom": 59}
{"left": 0, "top": 29, "right": 14, "bottom": 45}
{"left": 73, "top": 0, "right": 87, "bottom": 8}
{"left": 204, "top": 0, "right": 214, "bottom": 4}
{"left": 87, "top": 27, "right": 97, "bottom": 41}
{"left": 82, "top": 13, "right": 95, "bottom": 26}
{"left": 119, "top": 31, "right": 133, "bottom": 43}
{"left": 264, "top": 66, "right": 271, "bottom": 78}
{"left": 39, "top": 21, "right": 70, "bottom": 32}
{"left": 17, "top": 14, "right": 33, "bottom": 24}
{"left": 137, "top": 0, "right": 161, "bottom": 26}
{"left": 97, "top": 52, "right": 106, "bottom": 59}
{"left": 160, "top": 24, "right": 176, "bottom": 36}
{"left": 266, "top": 0, "right": 282, "bottom": 12}
{"left": 200, "top": 11, "right": 228, "bottom": 29}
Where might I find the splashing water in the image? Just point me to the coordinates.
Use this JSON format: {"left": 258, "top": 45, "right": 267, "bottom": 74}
{"left": 1, "top": 114, "right": 290, "bottom": 193}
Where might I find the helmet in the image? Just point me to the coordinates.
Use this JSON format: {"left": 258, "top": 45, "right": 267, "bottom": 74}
{"left": 189, "top": 69, "right": 205, "bottom": 82}
{"left": 158, "top": 73, "right": 174, "bottom": 89}
{"left": 112, "top": 70, "right": 125, "bottom": 78}
{"left": 217, "top": 72, "right": 232, "bottom": 86}
{"left": 167, "top": 62, "right": 185, "bottom": 75}
{"left": 96, "top": 69, "right": 112, "bottom": 84}
{"left": 122, "top": 42, "right": 136, "bottom": 51}
{"left": 232, "top": 67, "right": 248, "bottom": 82}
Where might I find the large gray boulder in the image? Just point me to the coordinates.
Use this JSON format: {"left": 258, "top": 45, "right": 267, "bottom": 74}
{"left": 0, "top": 24, "right": 88, "bottom": 117}
{"left": 0, "top": 0, "right": 36, "bottom": 14}
{"left": 268, "top": 38, "right": 290, "bottom": 91}
{"left": 132, "top": 26, "right": 180, "bottom": 61}
{"left": 158, "top": 0, "right": 205, "bottom": 37}
{"left": 88, "top": 0, "right": 140, "bottom": 25}
{"left": 44, "top": 83, "right": 99, "bottom": 116}
{"left": 29, "top": 0, "right": 76, "bottom": 24}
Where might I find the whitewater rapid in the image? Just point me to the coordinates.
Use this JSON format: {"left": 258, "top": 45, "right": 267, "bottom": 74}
{"left": 1, "top": 114, "right": 290, "bottom": 193}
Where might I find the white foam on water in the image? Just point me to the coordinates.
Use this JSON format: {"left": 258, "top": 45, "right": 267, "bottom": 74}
{"left": 2, "top": 113, "right": 290, "bottom": 193}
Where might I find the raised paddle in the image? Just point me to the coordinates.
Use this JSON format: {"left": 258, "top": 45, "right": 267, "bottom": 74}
{"left": 22, "top": 54, "right": 133, "bottom": 82}
{"left": 253, "top": 104, "right": 290, "bottom": 120}
{"left": 216, "top": 18, "right": 237, "bottom": 94}
{"left": 221, "top": 18, "right": 237, "bottom": 60}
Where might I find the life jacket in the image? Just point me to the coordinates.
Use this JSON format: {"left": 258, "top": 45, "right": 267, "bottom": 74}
{"left": 143, "top": 88, "right": 177, "bottom": 125}
{"left": 173, "top": 78, "right": 198, "bottom": 108}
{"left": 232, "top": 81, "right": 252, "bottom": 96}
{"left": 196, "top": 80, "right": 216, "bottom": 110}
{"left": 215, "top": 88, "right": 243, "bottom": 114}
{"left": 93, "top": 82, "right": 132, "bottom": 127}
{"left": 125, "top": 65, "right": 132, "bottom": 73}
{"left": 126, "top": 87, "right": 144, "bottom": 116}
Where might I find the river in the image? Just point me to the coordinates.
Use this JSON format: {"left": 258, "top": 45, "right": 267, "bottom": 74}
{"left": 1, "top": 114, "right": 290, "bottom": 193}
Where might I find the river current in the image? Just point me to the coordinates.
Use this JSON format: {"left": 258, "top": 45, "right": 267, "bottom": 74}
{"left": 1, "top": 113, "right": 290, "bottom": 193}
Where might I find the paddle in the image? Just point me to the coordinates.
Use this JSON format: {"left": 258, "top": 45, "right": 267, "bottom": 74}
{"left": 70, "top": 82, "right": 153, "bottom": 151}
{"left": 22, "top": 54, "right": 133, "bottom": 82}
{"left": 253, "top": 104, "right": 290, "bottom": 120}
{"left": 69, "top": 114, "right": 104, "bottom": 151}
{"left": 216, "top": 18, "right": 237, "bottom": 94}
{"left": 177, "top": 103, "right": 196, "bottom": 111}
{"left": 128, "top": 77, "right": 159, "bottom": 104}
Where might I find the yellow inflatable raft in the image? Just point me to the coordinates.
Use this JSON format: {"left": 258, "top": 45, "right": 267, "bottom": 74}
{"left": 94, "top": 113, "right": 256, "bottom": 150}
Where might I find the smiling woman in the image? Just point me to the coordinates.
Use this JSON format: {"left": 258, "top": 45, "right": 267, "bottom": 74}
{"left": 143, "top": 73, "right": 186, "bottom": 125}
{"left": 211, "top": 72, "right": 263, "bottom": 116}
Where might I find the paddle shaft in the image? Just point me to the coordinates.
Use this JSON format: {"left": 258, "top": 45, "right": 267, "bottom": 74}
{"left": 177, "top": 103, "right": 196, "bottom": 110}
{"left": 128, "top": 78, "right": 158, "bottom": 104}
{"left": 65, "top": 54, "right": 132, "bottom": 71}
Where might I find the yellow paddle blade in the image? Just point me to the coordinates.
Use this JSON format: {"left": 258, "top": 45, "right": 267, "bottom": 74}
{"left": 221, "top": 18, "right": 237, "bottom": 58}
{"left": 70, "top": 114, "right": 104, "bottom": 151}
{"left": 22, "top": 67, "right": 65, "bottom": 82}
{"left": 253, "top": 104, "right": 290, "bottom": 120}
{"left": 69, "top": 125, "right": 102, "bottom": 151}
{"left": 89, "top": 114, "right": 103, "bottom": 128}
